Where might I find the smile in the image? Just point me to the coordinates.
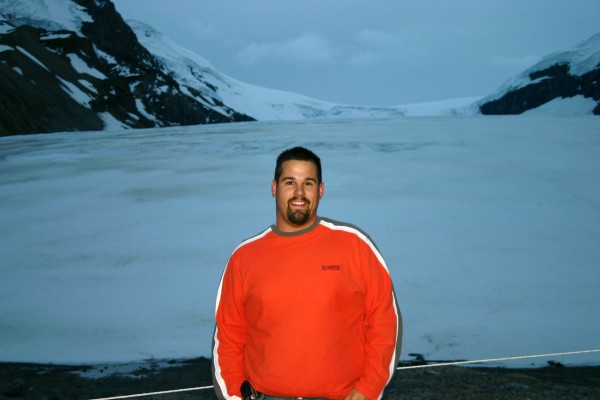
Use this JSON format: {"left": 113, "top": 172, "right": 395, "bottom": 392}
{"left": 289, "top": 198, "right": 308, "bottom": 207}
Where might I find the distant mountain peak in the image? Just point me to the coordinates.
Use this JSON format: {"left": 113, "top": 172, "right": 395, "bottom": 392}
{"left": 479, "top": 32, "right": 600, "bottom": 115}
{"left": 0, "top": 0, "right": 93, "bottom": 33}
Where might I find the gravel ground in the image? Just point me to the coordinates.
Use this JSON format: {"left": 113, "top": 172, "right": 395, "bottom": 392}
{"left": 1, "top": 358, "right": 599, "bottom": 400}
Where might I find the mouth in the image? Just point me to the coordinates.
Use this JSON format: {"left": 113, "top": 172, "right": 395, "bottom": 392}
{"left": 289, "top": 198, "right": 309, "bottom": 208}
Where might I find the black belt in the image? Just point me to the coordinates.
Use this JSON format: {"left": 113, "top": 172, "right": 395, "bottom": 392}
{"left": 241, "top": 380, "right": 330, "bottom": 400}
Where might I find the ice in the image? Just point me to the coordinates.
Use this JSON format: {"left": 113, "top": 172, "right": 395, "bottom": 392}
{"left": 1, "top": 116, "right": 600, "bottom": 367}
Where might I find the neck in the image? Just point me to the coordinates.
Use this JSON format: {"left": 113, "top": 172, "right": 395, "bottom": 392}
{"left": 274, "top": 216, "right": 319, "bottom": 233}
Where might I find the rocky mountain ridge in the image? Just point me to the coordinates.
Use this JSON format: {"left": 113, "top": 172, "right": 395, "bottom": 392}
{"left": 1, "top": 0, "right": 598, "bottom": 136}
{"left": 478, "top": 33, "right": 600, "bottom": 115}
{"left": 0, "top": 0, "right": 253, "bottom": 136}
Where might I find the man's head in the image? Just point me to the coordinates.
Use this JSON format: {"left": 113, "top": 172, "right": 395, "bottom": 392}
{"left": 272, "top": 147, "right": 324, "bottom": 232}
{"left": 274, "top": 147, "right": 322, "bottom": 184}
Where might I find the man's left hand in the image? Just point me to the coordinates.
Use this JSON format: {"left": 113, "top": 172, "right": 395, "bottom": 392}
{"left": 343, "top": 388, "right": 369, "bottom": 400}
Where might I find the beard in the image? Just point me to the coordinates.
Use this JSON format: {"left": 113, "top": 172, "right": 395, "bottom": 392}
{"left": 286, "top": 197, "right": 311, "bottom": 226}
{"left": 287, "top": 208, "right": 310, "bottom": 226}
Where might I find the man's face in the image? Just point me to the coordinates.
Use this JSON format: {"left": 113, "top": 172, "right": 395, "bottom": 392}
{"left": 271, "top": 160, "right": 324, "bottom": 232}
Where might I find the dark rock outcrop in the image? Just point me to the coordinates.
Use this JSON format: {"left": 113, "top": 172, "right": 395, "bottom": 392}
{"left": 0, "top": 0, "right": 253, "bottom": 136}
{"left": 480, "top": 64, "right": 600, "bottom": 115}
{"left": 479, "top": 33, "right": 600, "bottom": 116}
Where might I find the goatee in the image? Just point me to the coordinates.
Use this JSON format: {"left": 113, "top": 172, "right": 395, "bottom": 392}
{"left": 287, "top": 197, "right": 311, "bottom": 225}
{"left": 287, "top": 208, "right": 310, "bottom": 226}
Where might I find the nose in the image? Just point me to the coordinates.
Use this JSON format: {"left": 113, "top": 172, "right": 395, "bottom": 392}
{"left": 294, "top": 183, "right": 305, "bottom": 196}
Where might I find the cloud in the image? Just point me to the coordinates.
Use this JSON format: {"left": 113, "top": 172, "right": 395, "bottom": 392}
{"left": 183, "top": 18, "right": 217, "bottom": 39}
{"left": 346, "top": 52, "right": 386, "bottom": 68}
{"left": 234, "top": 32, "right": 339, "bottom": 67}
{"left": 353, "top": 29, "right": 400, "bottom": 49}
{"left": 347, "top": 29, "right": 420, "bottom": 67}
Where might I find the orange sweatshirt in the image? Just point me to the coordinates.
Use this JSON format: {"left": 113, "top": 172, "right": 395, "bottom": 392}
{"left": 212, "top": 217, "right": 402, "bottom": 400}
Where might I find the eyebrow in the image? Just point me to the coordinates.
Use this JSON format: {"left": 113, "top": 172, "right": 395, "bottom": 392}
{"left": 281, "top": 176, "right": 318, "bottom": 183}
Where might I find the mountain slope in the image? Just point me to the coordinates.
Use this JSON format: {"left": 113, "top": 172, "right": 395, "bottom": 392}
{"left": 478, "top": 33, "right": 600, "bottom": 115}
{"left": 0, "top": 0, "right": 253, "bottom": 135}
{"left": 3, "top": 0, "right": 596, "bottom": 136}
{"left": 127, "top": 20, "right": 426, "bottom": 121}
{"left": 0, "top": 0, "right": 478, "bottom": 136}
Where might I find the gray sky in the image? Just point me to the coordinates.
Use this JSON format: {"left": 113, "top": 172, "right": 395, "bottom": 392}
{"left": 111, "top": 0, "right": 600, "bottom": 106}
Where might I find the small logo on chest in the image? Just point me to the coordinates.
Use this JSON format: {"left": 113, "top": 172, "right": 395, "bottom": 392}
{"left": 321, "top": 264, "right": 341, "bottom": 271}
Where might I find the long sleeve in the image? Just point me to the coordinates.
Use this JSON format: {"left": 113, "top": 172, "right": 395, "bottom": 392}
{"left": 212, "top": 254, "right": 247, "bottom": 400}
{"left": 353, "top": 238, "right": 402, "bottom": 400}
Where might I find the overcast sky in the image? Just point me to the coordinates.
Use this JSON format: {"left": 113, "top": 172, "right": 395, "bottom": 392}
{"left": 111, "top": 0, "right": 600, "bottom": 106}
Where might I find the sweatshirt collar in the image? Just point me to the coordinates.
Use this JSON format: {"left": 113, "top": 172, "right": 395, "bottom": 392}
{"left": 271, "top": 217, "right": 321, "bottom": 237}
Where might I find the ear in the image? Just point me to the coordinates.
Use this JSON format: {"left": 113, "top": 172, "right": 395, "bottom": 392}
{"left": 271, "top": 179, "right": 277, "bottom": 197}
{"left": 319, "top": 182, "right": 325, "bottom": 199}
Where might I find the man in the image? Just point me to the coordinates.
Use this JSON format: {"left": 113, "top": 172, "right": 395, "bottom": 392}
{"left": 212, "top": 146, "right": 402, "bottom": 400}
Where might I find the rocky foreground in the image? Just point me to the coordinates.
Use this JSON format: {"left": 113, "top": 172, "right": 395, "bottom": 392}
{"left": 1, "top": 358, "right": 599, "bottom": 400}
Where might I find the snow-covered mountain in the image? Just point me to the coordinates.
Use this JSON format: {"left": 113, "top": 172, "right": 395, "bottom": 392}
{"left": 0, "top": 0, "right": 476, "bottom": 136}
{"left": 478, "top": 33, "right": 600, "bottom": 115}
{"left": 0, "top": 0, "right": 253, "bottom": 135}
{"left": 128, "top": 20, "right": 478, "bottom": 122}
{"left": 1, "top": 0, "right": 598, "bottom": 136}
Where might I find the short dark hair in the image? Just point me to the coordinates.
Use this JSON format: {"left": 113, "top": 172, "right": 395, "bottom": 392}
{"left": 274, "top": 146, "right": 322, "bottom": 184}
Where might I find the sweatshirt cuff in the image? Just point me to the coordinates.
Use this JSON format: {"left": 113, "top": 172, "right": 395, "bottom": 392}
{"left": 354, "top": 383, "right": 380, "bottom": 400}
